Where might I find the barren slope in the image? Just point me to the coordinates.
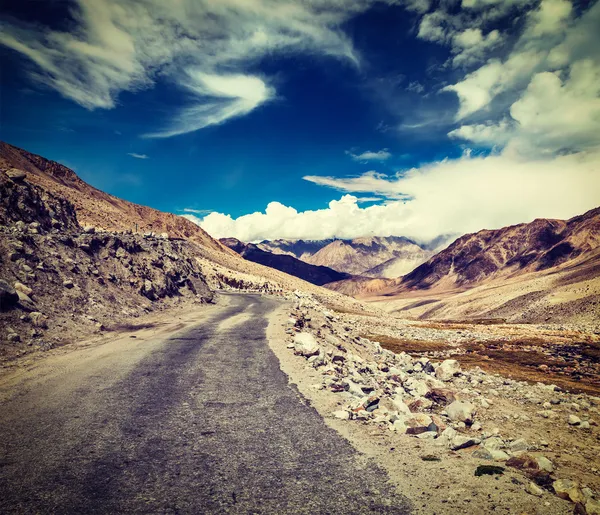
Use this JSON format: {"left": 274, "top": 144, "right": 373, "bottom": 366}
{"left": 0, "top": 141, "right": 228, "bottom": 253}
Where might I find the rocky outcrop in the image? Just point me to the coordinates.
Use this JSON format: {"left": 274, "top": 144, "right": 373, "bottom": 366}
{"left": 0, "top": 168, "right": 213, "bottom": 359}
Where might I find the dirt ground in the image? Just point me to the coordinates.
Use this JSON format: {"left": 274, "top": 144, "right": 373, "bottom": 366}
{"left": 267, "top": 302, "right": 600, "bottom": 515}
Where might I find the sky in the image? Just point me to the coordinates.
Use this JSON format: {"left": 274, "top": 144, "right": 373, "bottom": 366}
{"left": 1, "top": 0, "right": 599, "bottom": 243}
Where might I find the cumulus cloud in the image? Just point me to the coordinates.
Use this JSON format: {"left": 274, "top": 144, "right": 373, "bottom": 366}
{"left": 346, "top": 149, "right": 392, "bottom": 161}
{"left": 127, "top": 153, "right": 149, "bottom": 159}
{"left": 193, "top": 151, "right": 600, "bottom": 242}
{"left": 0, "top": 0, "right": 395, "bottom": 137}
{"left": 442, "top": 0, "right": 599, "bottom": 124}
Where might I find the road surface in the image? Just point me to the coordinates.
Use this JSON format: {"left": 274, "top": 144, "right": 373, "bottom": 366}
{"left": 0, "top": 293, "right": 411, "bottom": 514}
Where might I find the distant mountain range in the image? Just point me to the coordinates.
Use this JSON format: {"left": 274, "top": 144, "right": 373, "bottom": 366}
{"left": 258, "top": 236, "right": 440, "bottom": 278}
{"left": 325, "top": 208, "right": 600, "bottom": 325}
{"left": 219, "top": 238, "right": 351, "bottom": 286}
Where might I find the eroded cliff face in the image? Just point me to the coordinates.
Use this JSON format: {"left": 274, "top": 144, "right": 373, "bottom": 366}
{"left": 0, "top": 169, "right": 213, "bottom": 359}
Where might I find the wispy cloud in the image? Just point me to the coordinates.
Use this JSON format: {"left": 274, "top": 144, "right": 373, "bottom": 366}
{"left": 127, "top": 153, "right": 149, "bottom": 159}
{"left": 0, "top": 0, "right": 396, "bottom": 138}
{"left": 346, "top": 149, "right": 392, "bottom": 162}
{"left": 181, "top": 208, "right": 213, "bottom": 215}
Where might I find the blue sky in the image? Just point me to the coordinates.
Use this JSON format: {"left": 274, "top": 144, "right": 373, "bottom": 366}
{"left": 1, "top": 0, "right": 599, "bottom": 242}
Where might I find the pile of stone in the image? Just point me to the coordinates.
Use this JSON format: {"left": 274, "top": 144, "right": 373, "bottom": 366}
{"left": 284, "top": 292, "right": 600, "bottom": 513}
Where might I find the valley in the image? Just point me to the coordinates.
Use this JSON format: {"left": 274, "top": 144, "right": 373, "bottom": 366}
{"left": 1, "top": 143, "right": 599, "bottom": 514}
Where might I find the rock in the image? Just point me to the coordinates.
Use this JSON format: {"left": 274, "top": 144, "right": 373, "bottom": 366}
{"left": 568, "top": 415, "right": 582, "bottom": 425}
{"left": 446, "top": 401, "right": 476, "bottom": 424}
{"left": 553, "top": 479, "right": 584, "bottom": 503}
{"left": 391, "top": 418, "right": 407, "bottom": 433}
{"left": 451, "top": 435, "right": 480, "bottom": 450}
{"left": 63, "top": 279, "right": 74, "bottom": 289}
{"left": 7, "top": 332, "right": 21, "bottom": 343}
{"left": 141, "top": 279, "right": 156, "bottom": 300}
{"left": 30, "top": 312, "right": 48, "bottom": 329}
{"left": 472, "top": 448, "right": 494, "bottom": 460}
{"left": 332, "top": 410, "right": 350, "bottom": 420}
{"left": 14, "top": 282, "right": 33, "bottom": 297}
{"left": 0, "top": 280, "right": 19, "bottom": 311}
{"left": 293, "top": 333, "right": 320, "bottom": 357}
{"left": 425, "top": 388, "right": 457, "bottom": 406}
{"left": 404, "top": 377, "right": 430, "bottom": 397}
{"left": 526, "top": 482, "right": 544, "bottom": 497}
{"left": 16, "top": 291, "right": 36, "bottom": 311}
{"left": 586, "top": 498, "right": 600, "bottom": 515}
{"left": 6, "top": 168, "right": 26, "bottom": 181}
{"left": 405, "top": 414, "right": 434, "bottom": 435}
{"left": 509, "top": 438, "right": 529, "bottom": 453}
{"left": 536, "top": 456, "right": 554, "bottom": 473}
{"left": 436, "top": 359, "right": 461, "bottom": 381}
{"left": 579, "top": 420, "right": 591, "bottom": 430}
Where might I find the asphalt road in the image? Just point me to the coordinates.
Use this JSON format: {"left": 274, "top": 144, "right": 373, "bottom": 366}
{"left": 0, "top": 293, "right": 411, "bottom": 514}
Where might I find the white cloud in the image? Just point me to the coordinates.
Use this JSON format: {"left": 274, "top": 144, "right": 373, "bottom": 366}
{"left": 441, "top": 0, "right": 599, "bottom": 125}
{"left": 449, "top": 59, "right": 600, "bottom": 155}
{"left": 195, "top": 151, "right": 600, "bottom": 242}
{"left": 346, "top": 149, "right": 392, "bottom": 161}
{"left": 127, "top": 152, "right": 149, "bottom": 159}
{"left": 0, "top": 0, "right": 395, "bottom": 137}
{"left": 451, "top": 29, "right": 504, "bottom": 68}
{"left": 144, "top": 72, "right": 274, "bottom": 138}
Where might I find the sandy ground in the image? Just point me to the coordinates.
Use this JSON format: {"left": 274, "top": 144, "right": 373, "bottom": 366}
{"left": 266, "top": 302, "right": 594, "bottom": 515}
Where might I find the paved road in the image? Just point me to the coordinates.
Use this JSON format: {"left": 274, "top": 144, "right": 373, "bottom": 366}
{"left": 0, "top": 293, "right": 411, "bottom": 514}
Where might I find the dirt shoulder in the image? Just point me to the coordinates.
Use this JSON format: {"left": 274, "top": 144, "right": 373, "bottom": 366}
{"left": 267, "top": 296, "right": 600, "bottom": 514}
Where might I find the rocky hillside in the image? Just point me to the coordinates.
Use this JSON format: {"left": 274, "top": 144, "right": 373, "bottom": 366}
{"left": 220, "top": 238, "right": 351, "bottom": 286}
{"left": 260, "top": 236, "right": 433, "bottom": 277}
{"left": 0, "top": 169, "right": 213, "bottom": 360}
{"left": 0, "top": 141, "right": 228, "bottom": 253}
{"left": 401, "top": 207, "right": 600, "bottom": 290}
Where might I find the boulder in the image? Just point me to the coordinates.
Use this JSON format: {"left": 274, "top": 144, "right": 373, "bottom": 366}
{"left": 30, "top": 312, "right": 48, "bottom": 329}
{"left": 553, "top": 479, "right": 584, "bottom": 503}
{"left": 405, "top": 414, "right": 434, "bottom": 435}
{"left": 14, "top": 282, "right": 33, "bottom": 297}
{"left": 16, "top": 291, "right": 36, "bottom": 311}
{"left": 6, "top": 168, "right": 26, "bottom": 181}
{"left": 446, "top": 401, "right": 476, "bottom": 424}
{"left": 568, "top": 415, "right": 581, "bottom": 425}
{"left": 0, "top": 280, "right": 19, "bottom": 311}
{"left": 293, "top": 333, "right": 320, "bottom": 357}
{"left": 451, "top": 435, "right": 480, "bottom": 450}
{"left": 332, "top": 410, "right": 350, "bottom": 420}
{"left": 436, "top": 359, "right": 461, "bottom": 381}
{"left": 425, "top": 388, "right": 457, "bottom": 406}
{"left": 526, "top": 482, "right": 544, "bottom": 497}
{"left": 63, "top": 279, "right": 75, "bottom": 289}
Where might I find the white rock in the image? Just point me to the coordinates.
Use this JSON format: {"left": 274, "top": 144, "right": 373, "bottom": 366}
{"left": 446, "top": 401, "right": 476, "bottom": 424}
{"left": 568, "top": 414, "right": 581, "bottom": 425}
{"left": 293, "top": 333, "right": 320, "bottom": 357}
{"left": 332, "top": 410, "right": 350, "bottom": 420}
{"left": 509, "top": 438, "right": 528, "bottom": 452}
{"left": 436, "top": 359, "right": 461, "bottom": 381}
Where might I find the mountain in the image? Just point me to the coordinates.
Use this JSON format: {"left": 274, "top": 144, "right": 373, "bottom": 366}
{"left": 0, "top": 141, "right": 226, "bottom": 253}
{"left": 303, "top": 236, "right": 433, "bottom": 276}
{"left": 400, "top": 208, "right": 600, "bottom": 290}
{"left": 220, "top": 238, "right": 351, "bottom": 286}
{"left": 257, "top": 239, "right": 334, "bottom": 260}
{"left": 326, "top": 208, "right": 600, "bottom": 326}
